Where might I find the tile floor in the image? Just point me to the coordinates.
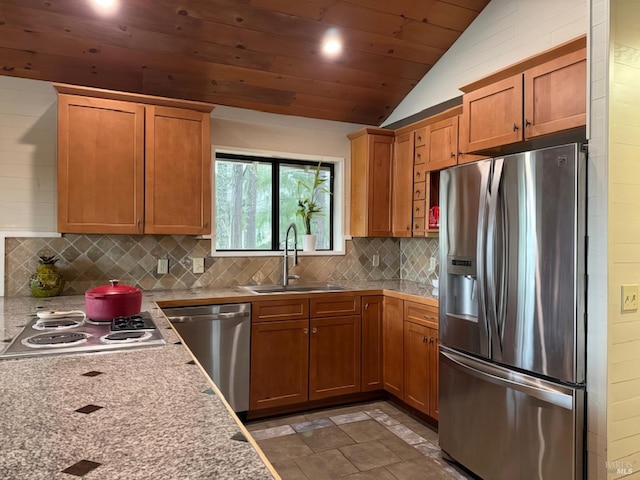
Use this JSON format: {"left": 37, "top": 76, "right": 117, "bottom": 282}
{"left": 245, "top": 401, "right": 476, "bottom": 480}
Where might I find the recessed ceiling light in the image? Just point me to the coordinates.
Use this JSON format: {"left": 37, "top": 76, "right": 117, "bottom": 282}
{"left": 322, "top": 29, "right": 343, "bottom": 58}
{"left": 90, "top": 0, "right": 119, "bottom": 15}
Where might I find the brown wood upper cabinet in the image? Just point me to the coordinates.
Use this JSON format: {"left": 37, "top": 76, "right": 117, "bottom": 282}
{"left": 392, "top": 132, "right": 414, "bottom": 237}
{"left": 348, "top": 128, "right": 395, "bottom": 237}
{"left": 424, "top": 116, "right": 458, "bottom": 172}
{"left": 460, "top": 47, "right": 586, "bottom": 153}
{"left": 55, "top": 85, "right": 213, "bottom": 235}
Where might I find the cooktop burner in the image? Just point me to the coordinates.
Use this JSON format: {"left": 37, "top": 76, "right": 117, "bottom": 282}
{"left": 1, "top": 311, "right": 165, "bottom": 359}
{"left": 32, "top": 318, "right": 84, "bottom": 331}
{"left": 24, "top": 332, "right": 88, "bottom": 348}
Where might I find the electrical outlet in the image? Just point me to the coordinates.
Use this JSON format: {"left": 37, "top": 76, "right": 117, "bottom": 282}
{"left": 193, "top": 257, "right": 205, "bottom": 274}
{"left": 372, "top": 254, "right": 380, "bottom": 267}
{"left": 429, "top": 257, "right": 437, "bottom": 271}
{"left": 622, "top": 284, "right": 639, "bottom": 311}
{"left": 157, "top": 258, "right": 169, "bottom": 275}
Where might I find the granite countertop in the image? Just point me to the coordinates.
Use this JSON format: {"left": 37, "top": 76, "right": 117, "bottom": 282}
{"left": 0, "top": 280, "right": 437, "bottom": 480}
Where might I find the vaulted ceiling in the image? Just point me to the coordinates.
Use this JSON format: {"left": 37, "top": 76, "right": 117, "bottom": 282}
{"left": 0, "top": 0, "right": 489, "bottom": 125}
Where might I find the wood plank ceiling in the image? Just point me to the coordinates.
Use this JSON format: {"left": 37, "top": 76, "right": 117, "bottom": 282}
{"left": 0, "top": 0, "right": 489, "bottom": 125}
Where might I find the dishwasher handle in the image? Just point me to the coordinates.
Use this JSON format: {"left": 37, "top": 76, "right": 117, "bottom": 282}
{"left": 167, "top": 312, "right": 249, "bottom": 322}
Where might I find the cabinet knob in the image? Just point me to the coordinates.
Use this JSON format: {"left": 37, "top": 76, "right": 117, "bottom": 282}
{"left": 407, "top": 224, "right": 411, "bottom": 231}
{"left": 450, "top": 152, "right": 455, "bottom": 158}
{"left": 312, "top": 327, "right": 317, "bottom": 334}
{"left": 304, "top": 328, "right": 308, "bottom": 334}
{"left": 513, "top": 123, "right": 519, "bottom": 131}
{"left": 415, "top": 189, "right": 420, "bottom": 195}
{"left": 415, "top": 207, "right": 420, "bottom": 213}
{"left": 416, "top": 172, "right": 421, "bottom": 178}
{"left": 429, "top": 337, "right": 435, "bottom": 344}
{"left": 364, "top": 303, "right": 369, "bottom": 310}
{"left": 525, "top": 119, "right": 532, "bottom": 127}
{"left": 417, "top": 135, "right": 422, "bottom": 142}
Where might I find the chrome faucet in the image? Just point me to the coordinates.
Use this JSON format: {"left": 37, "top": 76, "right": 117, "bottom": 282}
{"left": 283, "top": 223, "right": 299, "bottom": 286}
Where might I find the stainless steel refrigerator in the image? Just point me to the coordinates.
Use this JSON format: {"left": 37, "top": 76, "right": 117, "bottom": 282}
{"left": 438, "top": 143, "right": 586, "bottom": 479}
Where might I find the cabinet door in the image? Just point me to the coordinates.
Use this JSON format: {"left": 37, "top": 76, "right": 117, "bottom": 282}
{"left": 57, "top": 95, "right": 145, "bottom": 234}
{"left": 367, "top": 134, "right": 394, "bottom": 237}
{"left": 309, "top": 315, "right": 361, "bottom": 400}
{"left": 250, "top": 319, "right": 309, "bottom": 410}
{"left": 425, "top": 117, "right": 458, "bottom": 171}
{"left": 144, "top": 106, "right": 211, "bottom": 234}
{"left": 392, "top": 133, "right": 414, "bottom": 237}
{"left": 349, "top": 131, "right": 394, "bottom": 237}
{"left": 461, "top": 75, "right": 523, "bottom": 152}
{"left": 383, "top": 296, "right": 404, "bottom": 397}
{"left": 403, "top": 321, "right": 432, "bottom": 415}
{"left": 429, "top": 334, "right": 440, "bottom": 420}
{"left": 310, "top": 293, "right": 360, "bottom": 318}
{"left": 524, "top": 49, "right": 586, "bottom": 138}
{"left": 362, "top": 296, "right": 383, "bottom": 392}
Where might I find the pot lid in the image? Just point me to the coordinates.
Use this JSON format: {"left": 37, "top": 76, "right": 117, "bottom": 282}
{"left": 85, "top": 280, "right": 142, "bottom": 296}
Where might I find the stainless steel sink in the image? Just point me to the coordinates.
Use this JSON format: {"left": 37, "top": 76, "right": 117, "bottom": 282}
{"left": 239, "top": 284, "right": 347, "bottom": 294}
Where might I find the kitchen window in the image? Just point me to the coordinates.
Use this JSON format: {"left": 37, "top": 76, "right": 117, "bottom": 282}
{"left": 214, "top": 153, "right": 334, "bottom": 251}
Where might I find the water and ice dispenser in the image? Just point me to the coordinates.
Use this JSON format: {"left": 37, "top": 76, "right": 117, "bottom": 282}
{"left": 445, "top": 256, "right": 478, "bottom": 320}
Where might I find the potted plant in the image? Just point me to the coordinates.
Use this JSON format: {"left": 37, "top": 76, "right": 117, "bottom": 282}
{"left": 296, "top": 162, "right": 330, "bottom": 252}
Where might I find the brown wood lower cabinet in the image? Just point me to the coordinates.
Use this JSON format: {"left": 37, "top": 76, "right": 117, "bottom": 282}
{"left": 361, "top": 296, "right": 383, "bottom": 392}
{"left": 250, "top": 294, "right": 362, "bottom": 411}
{"left": 401, "top": 301, "right": 439, "bottom": 420}
{"left": 250, "top": 319, "right": 309, "bottom": 410}
{"left": 382, "top": 296, "right": 404, "bottom": 397}
{"left": 309, "top": 315, "right": 361, "bottom": 401}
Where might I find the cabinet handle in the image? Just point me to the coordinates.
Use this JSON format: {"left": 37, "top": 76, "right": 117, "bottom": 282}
{"left": 312, "top": 327, "right": 317, "bottom": 334}
{"left": 450, "top": 152, "right": 455, "bottom": 158}
{"left": 513, "top": 123, "right": 519, "bottom": 131}
{"left": 417, "top": 135, "right": 422, "bottom": 142}
{"left": 525, "top": 119, "right": 532, "bottom": 127}
{"left": 407, "top": 224, "right": 411, "bottom": 231}
{"left": 430, "top": 337, "right": 435, "bottom": 344}
{"left": 304, "top": 328, "right": 308, "bottom": 334}
{"left": 364, "top": 303, "right": 369, "bottom": 310}
{"left": 416, "top": 171, "right": 421, "bottom": 178}
{"left": 423, "top": 315, "right": 434, "bottom": 321}
{"left": 415, "top": 189, "right": 420, "bottom": 195}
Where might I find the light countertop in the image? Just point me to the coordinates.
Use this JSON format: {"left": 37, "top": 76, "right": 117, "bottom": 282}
{"left": 0, "top": 280, "right": 437, "bottom": 479}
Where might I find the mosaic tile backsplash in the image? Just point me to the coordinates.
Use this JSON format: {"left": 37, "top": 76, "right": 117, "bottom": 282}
{"left": 5, "top": 235, "right": 411, "bottom": 297}
{"left": 400, "top": 237, "right": 440, "bottom": 286}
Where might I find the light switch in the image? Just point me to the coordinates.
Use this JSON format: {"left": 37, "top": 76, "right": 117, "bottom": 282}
{"left": 157, "top": 258, "right": 169, "bottom": 275}
{"left": 621, "top": 284, "right": 638, "bottom": 312}
{"left": 193, "top": 257, "right": 205, "bottom": 274}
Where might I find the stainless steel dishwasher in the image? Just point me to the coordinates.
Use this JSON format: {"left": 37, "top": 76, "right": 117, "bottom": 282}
{"left": 162, "top": 303, "right": 251, "bottom": 414}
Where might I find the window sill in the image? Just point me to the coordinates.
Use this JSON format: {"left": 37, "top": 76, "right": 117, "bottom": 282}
{"left": 211, "top": 249, "right": 346, "bottom": 258}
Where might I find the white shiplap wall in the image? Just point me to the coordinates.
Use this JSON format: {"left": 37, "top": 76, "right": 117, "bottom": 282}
{"left": 0, "top": 76, "right": 58, "bottom": 232}
{"left": 382, "top": 0, "right": 588, "bottom": 126}
{"left": 607, "top": 1, "right": 640, "bottom": 477}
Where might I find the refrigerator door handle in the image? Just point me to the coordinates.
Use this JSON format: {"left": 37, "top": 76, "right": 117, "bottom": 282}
{"left": 441, "top": 348, "right": 574, "bottom": 410}
{"left": 486, "top": 158, "right": 504, "bottom": 360}
{"left": 476, "top": 162, "right": 491, "bottom": 357}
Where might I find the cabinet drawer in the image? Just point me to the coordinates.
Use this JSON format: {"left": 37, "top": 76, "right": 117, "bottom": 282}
{"left": 412, "top": 217, "right": 426, "bottom": 235}
{"left": 252, "top": 298, "right": 309, "bottom": 322}
{"left": 414, "top": 163, "right": 427, "bottom": 183}
{"left": 414, "top": 145, "right": 426, "bottom": 165}
{"left": 310, "top": 293, "right": 361, "bottom": 318}
{"left": 414, "top": 128, "right": 427, "bottom": 147}
{"left": 413, "top": 199, "right": 426, "bottom": 219}
{"left": 404, "top": 301, "right": 438, "bottom": 328}
{"left": 413, "top": 182, "right": 426, "bottom": 201}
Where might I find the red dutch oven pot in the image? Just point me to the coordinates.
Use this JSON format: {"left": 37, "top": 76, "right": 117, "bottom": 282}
{"left": 85, "top": 280, "right": 143, "bottom": 321}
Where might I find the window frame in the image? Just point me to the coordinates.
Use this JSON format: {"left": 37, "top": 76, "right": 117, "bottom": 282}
{"left": 214, "top": 152, "right": 335, "bottom": 252}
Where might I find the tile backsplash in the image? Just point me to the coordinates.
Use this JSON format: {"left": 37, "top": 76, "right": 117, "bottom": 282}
{"left": 5, "top": 235, "right": 407, "bottom": 297}
{"left": 400, "top": 237, "right": 440, "bottom": 285}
